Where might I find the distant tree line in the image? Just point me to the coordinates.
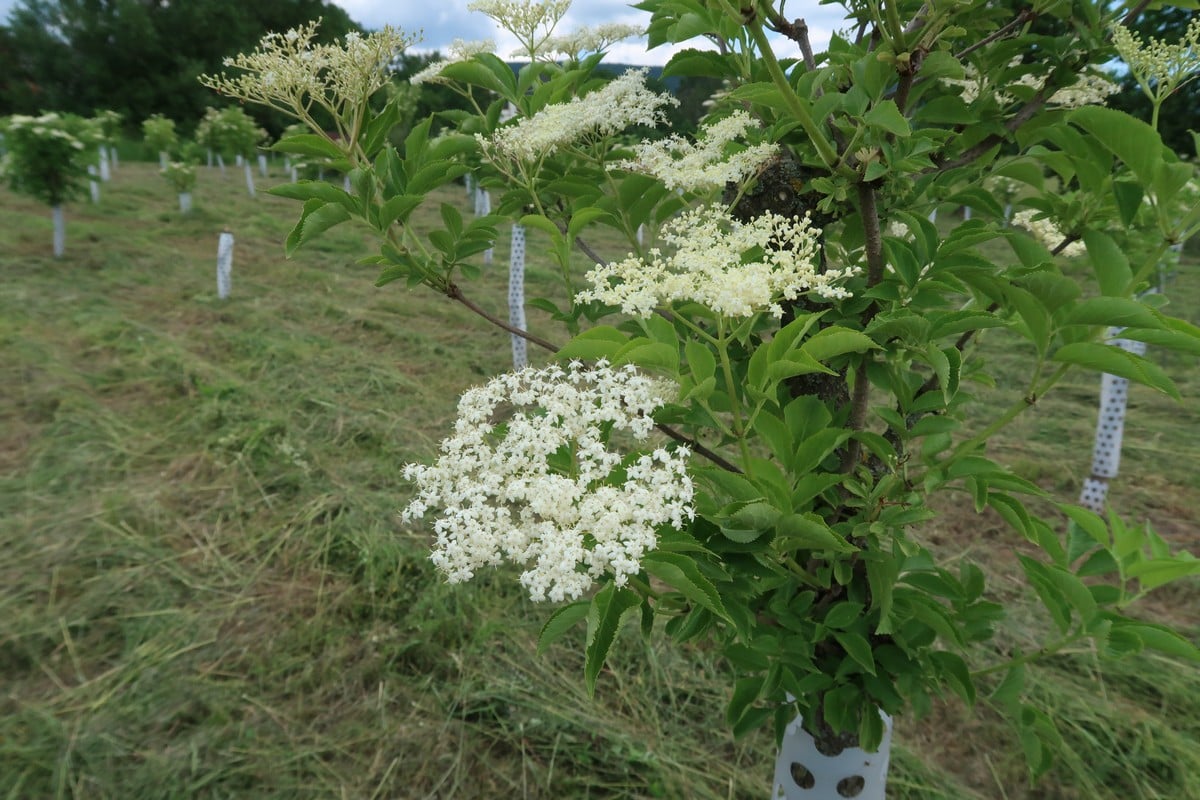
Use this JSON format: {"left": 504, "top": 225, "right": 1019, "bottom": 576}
{"left": 0, "top": 0, "right": 359, "bottom": 136}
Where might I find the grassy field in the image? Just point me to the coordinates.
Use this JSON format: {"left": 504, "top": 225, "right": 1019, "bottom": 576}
{"left": 1, "top": 159, "right": 1198, "bottom": 799}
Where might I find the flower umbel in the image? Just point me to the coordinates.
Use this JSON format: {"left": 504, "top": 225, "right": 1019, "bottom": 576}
{"left": 402, "top": 361, "right": 693, "bottom": 602}
{"left": 577, "top": 204, "right": 852, "bottom": 318}
{"left": 477, "top": 68, "right": 677, "bottom": 166}
{"left": 1012, "top": 209, "right": 1086, "bottom": 257}
{"left": 468, "top": 0, "right": 572, "bottom": 60}
{"left": 612, "top": 110, "right": 777, "bottom": 193}
{"left": 199, "top": 20, "right": 417, "bottom": 153}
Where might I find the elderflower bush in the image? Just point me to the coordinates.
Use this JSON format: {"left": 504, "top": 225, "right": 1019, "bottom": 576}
{"left": 206, "top": 0, "right": 1200, "bottom": 779}
{"left": 1, "top": 113, "right": 90, "bottom": 207}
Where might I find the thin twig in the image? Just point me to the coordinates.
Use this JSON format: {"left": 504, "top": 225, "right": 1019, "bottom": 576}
{"left": 1120, "top": 0, "right": 1152, "bottom": 28}
{"left": 656, "top": 423, "right": 742, "bottom": 473}
{"left": 446, "top": 283, "right": 559, "bottom": 352}
{"left": 934, "top": 91, "right": 1048, "bottom": 172}
{"left": 839, "top": 183, "right": 887, "bottom": 473}
{"left": 955, "top": 9, "right": 1036, "bottom": 60}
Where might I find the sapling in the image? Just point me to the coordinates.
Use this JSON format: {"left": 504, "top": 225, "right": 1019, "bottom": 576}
{"left": 142, "top": 114, "right": 178, "bottom": 169}
{"left": 204, "top": 5, "right": 1200, "bottom": 795}
{"left": 1, "top": 112, "right": 91, "bottom": 257}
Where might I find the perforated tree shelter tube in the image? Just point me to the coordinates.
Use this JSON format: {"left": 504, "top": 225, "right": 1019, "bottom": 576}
{"left": 1080, "top": 328, "right": 1149, "bottom": 513}
{"left": 773, "top": 712, "right": 893, "bottom": 799}
{"left": 509, "top": 224, "right": 528, "bottom": 369}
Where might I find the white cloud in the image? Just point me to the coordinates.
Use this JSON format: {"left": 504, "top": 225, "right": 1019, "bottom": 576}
{"left": 0, "top": 0, "right": 844, "bottom": 67}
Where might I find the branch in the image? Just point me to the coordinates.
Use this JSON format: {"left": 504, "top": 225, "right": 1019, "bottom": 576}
{"left": 933, "top": 91, "right": 1048, "bottom": 173}
{"left": 955, "top": 8, "right": 1036, "bottom": 60}
{"left": 839, "top": 183, "right": 887, "bottom": 473}
{"left": 1120, "top": 0, "right": 1153, "bottom": 28}
{"left": 656, "top": 423, "right": 742, "bottom": 473}
{"left": 446, "top": 282, "right": 560, "bottom": 353}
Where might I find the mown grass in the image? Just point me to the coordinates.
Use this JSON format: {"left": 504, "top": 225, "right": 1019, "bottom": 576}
{"left": 1, "top": 159, "right": 1197, "bottom": 799}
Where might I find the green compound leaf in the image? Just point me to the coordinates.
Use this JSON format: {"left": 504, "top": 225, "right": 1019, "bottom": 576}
{"left": 642, "top": 551, "right": 730, "bottom": 622}
{"left": 584, "top": 583, "right": 641, "bottom": 695}
{"left": 537, "top": 600, "right": 589, "bottom": 655}
{"left": 1051, "top": 342, "right": 1180, "bottom": 399}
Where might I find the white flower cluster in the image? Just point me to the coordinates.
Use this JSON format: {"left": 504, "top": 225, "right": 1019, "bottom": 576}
{"left": 409, "top": 39, "right": 497, "bottom": 85}
{"left": 612, "top": 110, "right": 777, "bottom": 193}
{"left": 578, "top": 204, "right": 852, "bottom": 318}
{"left": 1012, "top": 209, "right": 1086, "bottom": 257}
{"left": 199, "top": 20, "right": 416, "bottom": 135}
{"left": 948, "top": 59, "right": 1117, "bottom": 109}
{"left": 1046, "top": 72, "right": 1120, "bottom": 109}
{"left": 4, "top": 113, "right": 85, "bottom": 150}
{"left": 403, "top": 360, "right": 693, "bottom": 602}
{"left": 477, "top": 69, "right": 677, "bottom": 165}
{"left": 544, "top": 23, "right": 643, "bottom": 60}
{"left": 468, "top": 0, "right": 572, "bottom": 59}
{"left": 1112, "top": 18, "right": 1200, "bottom": 91}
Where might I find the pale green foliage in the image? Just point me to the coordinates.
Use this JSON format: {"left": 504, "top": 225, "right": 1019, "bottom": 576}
{"left": 0, "top": 112, "right": 90, "bottom": 206}
{"left": 141, "top": 114, "right": 178, "bottom": 155}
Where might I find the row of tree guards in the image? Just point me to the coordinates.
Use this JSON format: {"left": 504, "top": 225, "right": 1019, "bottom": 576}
{"left": 0, "top": 110, "right": 1181, "bottom": 524}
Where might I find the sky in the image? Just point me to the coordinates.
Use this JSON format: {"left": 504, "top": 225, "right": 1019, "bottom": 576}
{"left": 0, "top": 0, "right": 845, "bottom": 67}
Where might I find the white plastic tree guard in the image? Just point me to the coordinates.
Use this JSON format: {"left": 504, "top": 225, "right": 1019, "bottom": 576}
{"left": 98, "top": 146, "right": 111, "bottom": 181}
{"left": 179, "top": 192, "right": 192, "bottom": 214}
{"left": 217, "top": 231, "right": 234, "bottom": 299}
{"left": 52, "top": 205, "right": 65, "bottom": 258}
{"left": 258, "top": 154, "right": 268, "bottom": 177}
{"left": 509, "top": 224, "right": 528, "bottom": 369}
{"left": 159, "top": 151, "right": 169, "bottom": 169}
{"left": 1080, "top": 330, "right": 1148, "bottom": 513}
{"left": 216, "top": 153, "right": 226, "bottom": 175}
{"left": 109, "top": 146, "right": 119, "bottom": 170}
{"left": 773, "top": 712, "right": 893, "bottom": 800}
{"left": 88, "top": 165, "right": 100, "bottom": 204}
{"left": 244, "top": 161, "right": 256, "bottom": 197}
{"left": 479, "top": 190, "right": 494, "bottom": 266}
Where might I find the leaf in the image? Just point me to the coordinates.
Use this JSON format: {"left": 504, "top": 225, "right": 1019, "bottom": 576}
{"left": 931, "top": 651, "right": 976, "bottom": 705}
{"left": 833, "top": 631, "right": 876, "bottom": 675}
{"left": 584, "top": 583, "right": 641, "bottom": 695}
{"left": 377, "top": 193, "right": 423, "bottom": 229}
{"left": 642, "top": 552, "right": 730, "bottom": 622}
{"left": 800, "top": 326, "right": 880, "bottom": 362}
{"left": 684, "top": 341, "right": 716, "bottom": 383}
{"left": 1125, "top": 557, "right": 1200, "bottom": 591}
{"left": 823, "top": 602, "right": 865, "bottom": 630}
{"left": 1065, "top": 297, "right": 1163, "bottom": 330}
{"left": 613, "top": 340, "right": 679, "bottom": 373}
{"left": 285, "top": 199, "right": 352, "bottom": 257}
{"left": 864, "top": 99, "right": 911, "bottom": 137}
{"left": 725, "top": 675, "right": 765, "bottom": 728}
{"left": 537, "top": 601, "right": 589, "bottom": 655}
{"left": 1070, "top": 106, "right": 1163, "bottom": 187}
{"left": 776, "top": 513, "right": 857, "bottom": 553}
{"left": 1051, "top": 342, "right": 1180, "bottom": 398}
{"left": 556, "top": 327, "right": 628, "bottom": 362}
{"left": 271, "top": 133, "right": 344, "bottom": 160}
{"left": 1120, "top": 622, "right": 1200, "bottom": 661}
{"left": 268, "top": 180, "right": 354, "bottom": 206}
